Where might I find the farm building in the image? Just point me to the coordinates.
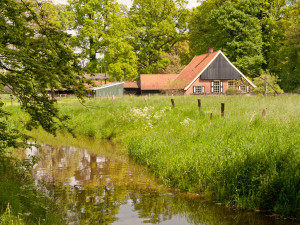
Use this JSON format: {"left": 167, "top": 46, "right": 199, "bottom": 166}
{"left": 123, "top": 81, "right": 140, "bottom": 95}
{"left": 47, "top": 73, "right": 123, "bottom": 98}
{"left": 140, "top": 48, "right": 256, "bottom": 95}
{"left": 90, "top": 82, "right": 124, "bottom": 97}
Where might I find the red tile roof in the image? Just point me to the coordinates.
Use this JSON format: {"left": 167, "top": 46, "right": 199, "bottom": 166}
{"left": 140, "top": 74, "right": 179, "bottom": 90}
{"left": 172, "top": 50, "right": 220, "bottom": 89}
{"left": 124, "top": 81, "right": 140, "bottom": 89}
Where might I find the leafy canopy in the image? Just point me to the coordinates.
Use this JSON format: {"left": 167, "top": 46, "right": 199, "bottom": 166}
{"left": 68, "top": 0, "right": 138, "bottom": 80}
{"left": 0, "top": 0, "right": 85, "bottom": 136}
{"left": 129, "top": 0, "right": 189, "bottom": 74}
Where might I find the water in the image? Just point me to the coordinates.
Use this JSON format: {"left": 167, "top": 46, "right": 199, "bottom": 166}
{"left": 26, "top": 140, "right": 298, "bottom": 225}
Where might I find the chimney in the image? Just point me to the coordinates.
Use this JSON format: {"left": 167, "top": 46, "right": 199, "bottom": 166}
{"left": 208, "top": 47, "right": 214, "bottom": 55}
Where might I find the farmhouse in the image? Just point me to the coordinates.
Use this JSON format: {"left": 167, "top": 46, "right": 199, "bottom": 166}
{"left": 139, "top": 48, "right": 256, "bottom": 95}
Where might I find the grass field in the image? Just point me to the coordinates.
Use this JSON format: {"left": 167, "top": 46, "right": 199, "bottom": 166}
{"left": 4, "top": 94, "right": 300, "bottom": 218}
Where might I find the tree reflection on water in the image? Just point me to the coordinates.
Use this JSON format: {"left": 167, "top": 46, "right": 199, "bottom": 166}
{"left": 28, "top": 144, "right": 296, "bottom": 225}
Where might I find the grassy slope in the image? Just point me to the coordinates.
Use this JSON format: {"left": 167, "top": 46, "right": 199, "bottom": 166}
{"left": 5, "top": 95, "right": 300, "bottom": 218}
{"left": 54, "top": 95, "right": 300, "bottom": 218}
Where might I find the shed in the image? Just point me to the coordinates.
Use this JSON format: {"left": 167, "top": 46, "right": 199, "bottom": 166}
{"left": 90, "top": 82, "right": 124, "bottom": 97}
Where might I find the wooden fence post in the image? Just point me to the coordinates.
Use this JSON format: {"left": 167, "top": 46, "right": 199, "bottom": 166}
{"left": 198, "top": 99, "right": 201, "bottom": 110}
{"left": 221, "top": 103, "right": 225, "bottom": 117}
{"left": 171, "top": 98, "right": 175, "bottom": 108}
{"left": 144, "top": 98, "right": 148, "bottom": 106}
{"left": 210, "top": 112, "right": 213, "bottom": 119}
{"left": 264, "top": 75, "right": 267, "bottom": 97}
{"left": 262, "top": 108, "right": 267, "bottom": 119}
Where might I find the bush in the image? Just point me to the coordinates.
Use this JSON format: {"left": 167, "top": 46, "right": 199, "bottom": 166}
{"left": 225, "top": 87, "right": 242, "bottom": 95}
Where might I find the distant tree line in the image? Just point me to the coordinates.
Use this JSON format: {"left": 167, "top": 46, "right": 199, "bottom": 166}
{"left": 47, "top": 0, "right": 298, "bottom": 92}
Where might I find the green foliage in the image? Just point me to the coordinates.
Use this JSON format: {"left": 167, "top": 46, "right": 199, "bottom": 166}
{"left": 68, "top": 0, "right": 138, "bottom": 80}
{"left": 253, "top": 72, "right": 284, "bottom": 94}
{"left": 225, "top": 87, "right": 242, "bottom": 95}
{"left": 0, "top": 0, "right": 85, "bottom": 134}
{"left": 129, "top": 0, "right": 189, "bottom": 74}
{"left": 188, "top": 0, "right": 299, "bottom": 90}
{"left": 273, "top": 1, "right": 300, "bottom": 92}
{"left": 0, "top": 0, "right": 85, "bottom": 223}
{"left": 189, "top": 0, "right": 264, "bottom": 75}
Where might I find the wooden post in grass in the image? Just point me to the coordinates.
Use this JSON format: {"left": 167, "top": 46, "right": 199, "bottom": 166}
{"left": 262, "top": 108, "right": 267, "bottom": 119}
{"left": 221, "top": 103, "right": 225, "bottom": 117}
{"left": 4, "top": 97, "right": 6, "bottom": 106}
{"left": 148, "top": 93, "right": 150, "bottom": 99}
{"left": 198, "top": 99, "right": 201, "bottom": 110}
{"left": 264, "top": 75, "right": 267, "bottom": 97}
{"left": 210, "top": 112, "right": 213, "bottom": 119}
{"left": 171, "top": 98, "right": 175, "bottom": 108}
{"left": 130, "top": 94, "right": 132, "bottom": 99}
{"left": 10, "top": 95, "right": 13, "bottom": 105}
{"left": 144, "top": 98, "right": 148, "bottom": 106}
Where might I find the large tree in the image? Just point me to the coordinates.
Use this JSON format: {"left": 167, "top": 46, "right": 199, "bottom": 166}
{"left": 129, "top": 0, "right": 188, "bottom": 74}
{"left": 273, "top": 0, "right": 300, "bottom": 92}
{"left": 189, "top": 0, "right": 299, "bottom": 90}
{"left": 68, "top": 0, "right": 138, "bottom": 80}
{"left": 0, "top": 0, "right": 84, "bottom": 134}
{"left": 0, "top": 0, "right": 85, "bottom": 221}
{"left": 189, "top": 0, "right": 264, "bottom": 75}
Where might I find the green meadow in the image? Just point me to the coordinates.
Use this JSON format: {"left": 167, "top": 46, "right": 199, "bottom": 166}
{"left": 5, "top": 95, "right": 300, "bottom": 219}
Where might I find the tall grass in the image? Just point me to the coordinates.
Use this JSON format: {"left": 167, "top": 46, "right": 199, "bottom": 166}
{"left": 6, "top": 95, "right": 300, "bottom": 218}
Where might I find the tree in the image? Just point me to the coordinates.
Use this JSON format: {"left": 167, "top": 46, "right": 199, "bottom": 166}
{"left": 158, "top": 41, "right": 190, "bottom": 74}
{"left": 129, "top": 0, "right": 189, "bottom": 74}
{"left": 189, "top": 0, "right": 299, "bottom": 90}
{"left": 253, "top": 72, "right": 284, "bottom": 94}
{"left": 189, "top": 0, "right": 264, "bottom": 75}
{"left": 68, "top": 0, "right": 138, "bottom": 80}
{"left": 0, "top": 0, "right": 85, "bottom": 221}
{"left": 0, "top": 0, "right": 85, "bottom": 134}
{"left": 274, "top": 0, "right": 300, "bottom": 92}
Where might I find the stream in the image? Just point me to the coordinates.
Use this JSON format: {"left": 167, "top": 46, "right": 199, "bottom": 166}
{"left": 25, "top": 139, "right": 298, "bottom": 225}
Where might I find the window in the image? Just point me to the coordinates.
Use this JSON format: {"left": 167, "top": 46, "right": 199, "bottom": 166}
{"left": 193, "top": 86, "right": 205, "bottom": 94}
{"left": 228, "top": 80, "right": 234, "bottom": 88}
{"left": 214, "top": 81, "right": 220, "bottom": 93}
{"left": 238, "top": 85, "right": 248, "bottom": 93}
{"left": 211, "top": 80, "right": 223, "bottom": 93}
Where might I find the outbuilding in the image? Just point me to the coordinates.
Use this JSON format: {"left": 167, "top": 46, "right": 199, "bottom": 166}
{"left": 90, "top": 82, "right": 124, "bottom": 97}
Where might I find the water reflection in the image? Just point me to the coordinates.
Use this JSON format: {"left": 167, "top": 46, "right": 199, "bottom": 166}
{"left": 27, "top": 145, "right": 297, "bottom": 225}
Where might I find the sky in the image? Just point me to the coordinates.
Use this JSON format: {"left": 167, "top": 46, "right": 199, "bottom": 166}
{"left": 52, "top": 0, "right": 200, "bottom": 9}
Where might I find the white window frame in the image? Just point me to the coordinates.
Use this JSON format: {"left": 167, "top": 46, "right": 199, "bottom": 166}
{"left": 228, "top": 80, "right": 234, "bottom": 88}
{"left": 193, "top": 86, "right": 205, "bottom": 94}
{"left": 212, "top": 80, "right": 221, "bottom": 93}
{"left": 238, "top": 85, "right": 248, "bottom": 93}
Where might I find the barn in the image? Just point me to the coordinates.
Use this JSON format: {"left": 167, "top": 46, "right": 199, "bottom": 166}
{"left": 140, "top": 48, "right": 256, "bottom": 95}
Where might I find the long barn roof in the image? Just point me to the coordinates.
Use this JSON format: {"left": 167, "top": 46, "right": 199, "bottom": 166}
{"left": 140, "top": 74, "right": 179, "bottom": 90}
